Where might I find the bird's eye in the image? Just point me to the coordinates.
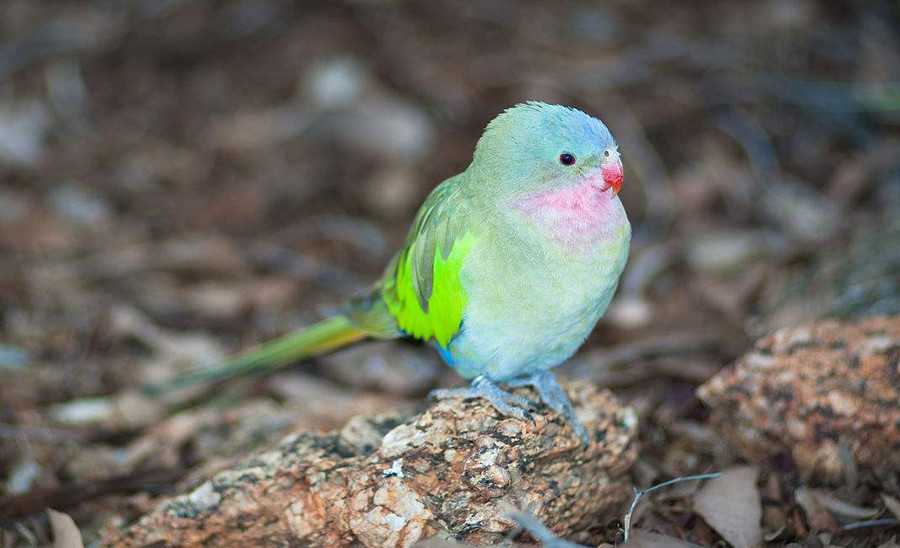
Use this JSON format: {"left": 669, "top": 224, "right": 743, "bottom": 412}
{"left": 603, "top": 150, "right": 611, "bottom": 158}
{"left": 559, "top": 153, "right": 576, "bottom": 166}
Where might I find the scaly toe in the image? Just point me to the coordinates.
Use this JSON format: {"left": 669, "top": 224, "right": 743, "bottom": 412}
{"left": 517, "top": 371, "right": 591, "bottom": 447}
{"left": 504, "top": 391, "right": 538, "bottom": 410}
{"left": 431, "top": 376, "right": 536, "bottom": 423}
{"left": 491, "top": 400, "right": 534, "bottom": 422}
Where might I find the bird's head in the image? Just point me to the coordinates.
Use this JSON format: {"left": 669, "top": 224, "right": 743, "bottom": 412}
{"left": 470, "top": 102, "right": 623, "bottom": 198}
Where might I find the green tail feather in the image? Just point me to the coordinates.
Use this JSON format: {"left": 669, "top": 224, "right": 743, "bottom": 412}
{"left": 143, "top": 315, "right": 367, "bottom": 394}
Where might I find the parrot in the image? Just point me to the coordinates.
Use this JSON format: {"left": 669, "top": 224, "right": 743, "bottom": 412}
{"left": 149, "top": 102, "right": 630, "bottom": 445}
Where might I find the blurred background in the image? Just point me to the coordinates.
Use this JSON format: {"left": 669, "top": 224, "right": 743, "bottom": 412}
{"left": 0, "top": 0, "right": 898, "bottom": 544}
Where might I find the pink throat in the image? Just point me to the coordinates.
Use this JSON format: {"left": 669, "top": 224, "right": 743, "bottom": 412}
{"left": 514, "top": 173, "right": 622, "bottom": 246}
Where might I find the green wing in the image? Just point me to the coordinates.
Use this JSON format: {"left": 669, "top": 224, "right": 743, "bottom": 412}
{"left": 378, "top": 175, "right": 476, "bottom": 347}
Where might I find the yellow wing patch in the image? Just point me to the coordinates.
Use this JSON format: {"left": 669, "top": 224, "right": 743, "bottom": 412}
{"left": 386, "top": 233, "right": 476, "bottom": 347}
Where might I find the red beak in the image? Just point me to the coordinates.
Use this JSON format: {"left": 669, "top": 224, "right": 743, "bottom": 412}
{"left": 601, "top": 156, "right": 624, "bottom": 197}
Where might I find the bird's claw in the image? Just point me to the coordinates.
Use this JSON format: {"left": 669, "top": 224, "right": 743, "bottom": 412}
{"left": 429, "top": 376, "right": 537, "bottom": 422}
{"left": 507, "top": 371, "right": 590, "bottom": 447}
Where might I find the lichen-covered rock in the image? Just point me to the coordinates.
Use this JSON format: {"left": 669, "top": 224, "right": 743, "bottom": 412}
{"left": 698, "top": 316, "right": 900, "bottom": 490}
{"left": 103, "top": 381, "right": 637, "bottom": 547}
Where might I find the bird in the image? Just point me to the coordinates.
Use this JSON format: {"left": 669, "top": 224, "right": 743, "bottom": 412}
{"left": 149, "top": 102, "right": 631, "bottom": 445}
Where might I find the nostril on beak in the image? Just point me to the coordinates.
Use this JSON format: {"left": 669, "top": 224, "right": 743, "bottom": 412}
{"left": 600, "top": 154, "right": 624, "bottom": 197}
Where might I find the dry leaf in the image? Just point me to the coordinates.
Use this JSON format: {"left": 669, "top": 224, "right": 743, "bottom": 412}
{"left": 48, "top": 509, "right": 84, "bottom": 548}
{"left": 793, "top": 486, "right": 835, "bottom": 532}
{"left": 694, "top": 466, "right": 762, "bottom": 548}
{"left": 883, "top": 495, "right": 900, "bottom": 520}
{"left": 800, "top": 487, "right": 879, "bottom": 520}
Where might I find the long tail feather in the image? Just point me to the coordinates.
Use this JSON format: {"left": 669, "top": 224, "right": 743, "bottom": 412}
{"left": 142, "top": 315, "right": 367, "bottom": 394}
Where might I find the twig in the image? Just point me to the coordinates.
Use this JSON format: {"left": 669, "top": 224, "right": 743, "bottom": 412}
{"left": 509, "top": 512, "right": 586, "bottom": 548}
{"left": 622, "top": 472, "right": 723, "bottom": 543}
{"left": 842, "top": 518, "right": 900, "bottom": 531}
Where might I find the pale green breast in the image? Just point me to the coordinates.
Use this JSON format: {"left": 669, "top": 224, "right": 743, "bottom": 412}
{"left": 448, "top": 197, "right": 631, "bottom": 380}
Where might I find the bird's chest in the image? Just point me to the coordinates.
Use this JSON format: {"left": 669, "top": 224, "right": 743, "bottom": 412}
{"left": 446, "top": 193, "right": 629, "bottom": 379}
{"left": 460, "top": 195, "right": 629, "bottom": 345}
{"left": 498, "top": 189, "right": 629, "bottom": 312}
{"left": 497, "top": 230, "right": 626, "bottom": 325}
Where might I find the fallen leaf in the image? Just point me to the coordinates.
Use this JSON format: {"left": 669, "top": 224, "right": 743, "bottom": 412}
{"left": 801, "top": 487, "right": 879, "bottom": 520}
{"left": 694, "top": 466, "right": 762, "bottom": 548}
{"left": 48, "top": 509, "right": 84, "bottom": 548}
{"left": 794, "top": 486, "right": 835, "bottom": 532}
{"left": 883, "top": 495, "right": 900, "bottom": 520}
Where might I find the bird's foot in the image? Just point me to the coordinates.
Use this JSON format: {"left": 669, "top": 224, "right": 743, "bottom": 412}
{"left": 507, "top": 371, "right": 589, "bottom": 447}
{"left": 429, "top": 376, "right": 537, "bottom": 422}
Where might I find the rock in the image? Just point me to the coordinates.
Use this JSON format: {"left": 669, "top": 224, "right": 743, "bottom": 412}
{"left": 698, "top": 316, "right": 900, "bottom": 491}
{"left": 103, "top": 382, "right": 637, "bottom": 547}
